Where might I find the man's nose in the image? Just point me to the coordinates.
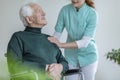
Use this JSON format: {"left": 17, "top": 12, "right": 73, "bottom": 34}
{"left": 42, "top": 11, "right": 45, "bottom": 16}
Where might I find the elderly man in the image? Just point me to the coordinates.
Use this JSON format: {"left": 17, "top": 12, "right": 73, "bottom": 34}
{"left": 7, "top": 2, "right": 68, "bottom": 80}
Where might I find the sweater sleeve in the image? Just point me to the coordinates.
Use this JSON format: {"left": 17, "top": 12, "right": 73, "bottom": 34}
{"left": 56, "top": 49, "right": 69, "bottom": 74}
{"left": 7, "top": 33, "right": 46, "bottom": 74}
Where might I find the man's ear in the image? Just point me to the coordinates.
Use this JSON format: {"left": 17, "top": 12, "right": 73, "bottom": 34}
{"left": 25, "top": 16, "right": 33, "bottom": 24}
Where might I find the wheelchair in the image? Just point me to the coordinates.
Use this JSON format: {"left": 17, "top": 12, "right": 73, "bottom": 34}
{"left": 9, "top": 69, "right": 84, "bottom": 80}
{"left": 5, "top": 53, "right": 84, "bottom": 80}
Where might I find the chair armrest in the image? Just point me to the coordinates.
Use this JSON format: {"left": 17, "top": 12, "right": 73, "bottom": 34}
{"left": 63, "top": 69, "right": 81, "bottom": 76}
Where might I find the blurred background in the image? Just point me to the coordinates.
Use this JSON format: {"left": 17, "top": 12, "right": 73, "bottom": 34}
{"left": 0, "top": 0, "right": 120, "bottom": 80}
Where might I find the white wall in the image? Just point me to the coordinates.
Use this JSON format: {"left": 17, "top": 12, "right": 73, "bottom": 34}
{"left": 95, "top": 0, "right": 120, "bottom": 80}
{"left": 0, "top": 0, "right": 120, "bottom": 80}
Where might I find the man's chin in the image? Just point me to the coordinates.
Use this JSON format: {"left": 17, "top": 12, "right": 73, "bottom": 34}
{"left": 44, "top": 21, "right": 47, "bottom": 25}
{"left": 41, "top": 23, "right": 47, "bottom": 27}
{"left": 43, "top": 20, "right": 47, "bottom": 24}
{"left": 43, "top": 22, "right": 47, "bottom": 26}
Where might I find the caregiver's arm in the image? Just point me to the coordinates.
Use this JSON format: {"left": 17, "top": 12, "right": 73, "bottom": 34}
{"left": 48, "top": 32, "right": 91, "bottom": 49}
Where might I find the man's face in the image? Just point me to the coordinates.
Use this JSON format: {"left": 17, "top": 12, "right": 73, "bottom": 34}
{"left": 71, "top": 0, "right": 85, "bottom": 8}
{"left": 30, "top": 4, "right": 47, "bottom": 27}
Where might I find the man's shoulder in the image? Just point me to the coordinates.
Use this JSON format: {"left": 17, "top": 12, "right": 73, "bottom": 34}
{"left": 12, "top": 31, "right": 24, "bottom": 37}
{"left": 14, "top": 31, "right": 23, "bottom": 34}
{"left": 8, "top": 31, "right": 24, "bottom": 45}
{"left": 9, "top": 31, "right": 26, "bottom": 41}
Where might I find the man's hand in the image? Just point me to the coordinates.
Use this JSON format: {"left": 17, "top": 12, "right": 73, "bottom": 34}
{"left": 46, "top": 63, "right": 63, "bottom": 80}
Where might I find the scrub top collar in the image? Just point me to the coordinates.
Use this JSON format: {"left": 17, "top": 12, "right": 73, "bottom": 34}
{"left": 71, "top": 3, "right": 87, "bottom": 12}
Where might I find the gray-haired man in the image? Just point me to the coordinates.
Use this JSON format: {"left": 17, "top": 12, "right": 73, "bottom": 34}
{"left": 7, "top": 2, "right": 68, "bottom": 80}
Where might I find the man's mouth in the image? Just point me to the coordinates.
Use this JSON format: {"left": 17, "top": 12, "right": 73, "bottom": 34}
{"left": 41, "top": 16, "right": 45, "bottom": 20}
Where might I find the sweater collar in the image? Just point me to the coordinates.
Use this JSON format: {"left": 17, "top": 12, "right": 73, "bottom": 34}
{"left": 25, "top": 26, "right": 42, "bottom": 34}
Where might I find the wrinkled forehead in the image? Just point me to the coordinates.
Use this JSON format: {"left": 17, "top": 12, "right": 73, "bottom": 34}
{"left": 29, "top": 3, "right": 42, "bottom": 12}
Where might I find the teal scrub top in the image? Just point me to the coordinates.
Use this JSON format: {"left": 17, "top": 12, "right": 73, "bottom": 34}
{"left": 55, "top": 3, "right": 98, "bottom": 67}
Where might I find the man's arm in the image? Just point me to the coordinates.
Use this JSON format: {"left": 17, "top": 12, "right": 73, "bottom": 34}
{"left": 56, "top": 49, "right": 69, "bottom": 73}
{"left": 46, "top": 48, "right": 68, "bottom": 79}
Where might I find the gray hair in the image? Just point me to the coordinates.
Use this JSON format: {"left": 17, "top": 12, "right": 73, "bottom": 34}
{"left": 19, "top": 3, "right": 33, "bottom": 26}
{"left": 19, "top": 2, "right": 41, "bottom": 26}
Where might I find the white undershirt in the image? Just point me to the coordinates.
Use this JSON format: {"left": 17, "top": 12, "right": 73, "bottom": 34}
{"left": 53, "top": 31, "right": 92, "bottom": 49}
